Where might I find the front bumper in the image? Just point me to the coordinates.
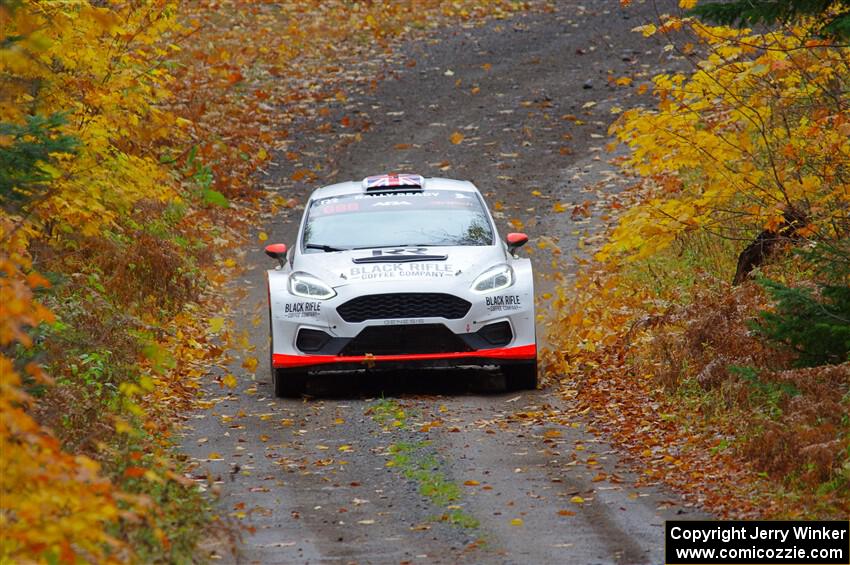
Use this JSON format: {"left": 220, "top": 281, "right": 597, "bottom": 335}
{"left": 272, "top": 343, "right": 536, "bottom": 370}
{"left": 269, "top": 274, "right": 536, "bottom": 372}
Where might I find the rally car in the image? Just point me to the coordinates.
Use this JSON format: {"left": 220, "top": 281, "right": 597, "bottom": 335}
{"left": 265, "top": 174, "right": 536, "bottom": 397}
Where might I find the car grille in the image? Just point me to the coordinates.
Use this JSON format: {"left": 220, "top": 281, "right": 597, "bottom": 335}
{"left": 337, "top": 293, "right": 471, "bottom": 323}
{"left": 340, "top": 324, "right": 472, "bottom": 356}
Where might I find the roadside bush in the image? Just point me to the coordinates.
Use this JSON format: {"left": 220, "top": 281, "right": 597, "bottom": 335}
{"left": 741, "top": 364, "right": 849, "bottom": 491}
{"left": 755, "top": 279, "right": 850, "bottom": 367}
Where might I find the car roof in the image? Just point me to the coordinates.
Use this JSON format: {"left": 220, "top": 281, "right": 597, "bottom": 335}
{"left": 308, "top": 176, "right": 480, "bottom": 200}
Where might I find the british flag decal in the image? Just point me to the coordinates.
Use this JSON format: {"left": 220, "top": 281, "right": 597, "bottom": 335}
{"left": 362, "top": 173, "right": 424, "bottom": 190}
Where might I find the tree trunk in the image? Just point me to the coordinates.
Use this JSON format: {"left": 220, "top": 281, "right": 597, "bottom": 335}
{"left": 732, "top": 209, "right": 806, "bottom": 285}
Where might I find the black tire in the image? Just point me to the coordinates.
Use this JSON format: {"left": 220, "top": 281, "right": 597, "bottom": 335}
{"left": 503, "top": 361, "right": 538, "bottom": 391}
{"left": 274, "top": 367, "right": 307, "bottom": 398}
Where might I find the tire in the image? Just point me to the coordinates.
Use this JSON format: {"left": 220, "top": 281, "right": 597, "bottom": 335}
{"left": 274, "top": 367, "right": 307, "bottom": 398}
{"left": 503, "top": 360, "right": 538, "bottom": 391}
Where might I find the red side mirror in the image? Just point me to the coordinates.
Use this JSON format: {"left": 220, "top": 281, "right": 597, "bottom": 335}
{"left": 506, "top": 232, "right": 528, "bottom": 252}
{"left": 264, "top": 243, "right": 287, "bottom": 260}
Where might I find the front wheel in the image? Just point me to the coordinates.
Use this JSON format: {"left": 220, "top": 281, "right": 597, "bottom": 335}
{"left": 274, "top": 367, "right": 307, "bottom": 398}
{"left": 503, "top": 360, "right": 538, "bottom": 391}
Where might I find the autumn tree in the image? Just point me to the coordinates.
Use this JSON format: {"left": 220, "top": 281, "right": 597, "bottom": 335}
{"left": 605, "top": 18, "right": 850, "bottom": 272}
{"left": 690, "top": 0, "right": 850, "bottom": 38}
{"left": 0, "top": 114, "right": 78, "bottom": 211}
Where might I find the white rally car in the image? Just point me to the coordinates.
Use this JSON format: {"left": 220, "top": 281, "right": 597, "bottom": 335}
{"left": 265, "top": 174, "right": 536, "bottom": 397}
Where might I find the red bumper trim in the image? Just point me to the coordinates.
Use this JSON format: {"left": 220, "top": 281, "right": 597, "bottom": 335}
{"left": 272, "top": 344, "right": 537, "bottom": 369}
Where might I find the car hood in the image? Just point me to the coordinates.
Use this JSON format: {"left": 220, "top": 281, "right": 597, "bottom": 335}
{"left": 292, "top": 245, "right": 507, "bottom": 289}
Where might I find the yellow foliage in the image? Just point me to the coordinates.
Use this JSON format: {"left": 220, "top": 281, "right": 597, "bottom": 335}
{"left": 0, "top": 1, "right": 180, "bottom": 236}
{"left": 606, "top": 18, "right": 850, "bottom": 261}
{"left": 548, "top": 15, "right": 850, "bottom": 520}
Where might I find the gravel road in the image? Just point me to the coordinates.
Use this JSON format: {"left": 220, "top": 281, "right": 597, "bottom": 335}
{"left": 181, "top": 2, "right": 707, "bottom": 563}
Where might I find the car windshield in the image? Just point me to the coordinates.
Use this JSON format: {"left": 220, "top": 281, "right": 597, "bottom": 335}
{"left": 302, "top": 190, "right": 494, "bottom": 251}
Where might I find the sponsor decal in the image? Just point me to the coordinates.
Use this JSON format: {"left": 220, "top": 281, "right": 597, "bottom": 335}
{"left": 485, "top": 294, "right": 522, "bottom": 311}
{"left": 315, "top": 202, "right": 359, "bottom": 215}
{"left": 373, "top": 201, "right": 412, "bottom": 207}
{"left": 348, "top": 262, "right": 455, "bottom": 280}
{"left": 382, "top": 319, "right": 426, "bottom": 325}
{"left": 279, "top": 301, "right": 322, "bottom": 318}
{"left": 352, "top": 191, "right": 440, "bottom": 201}
{"left": 372, "top": 248, "right": 429, "bottom": 256}
{"left": 311, "top": 191, "right": 479, "bottom": 215}
{"left": 351, "top": 247, "right": 448, "bottom": 264}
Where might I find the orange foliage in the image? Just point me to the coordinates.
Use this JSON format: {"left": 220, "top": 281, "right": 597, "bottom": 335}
{"left": 1, "top": 218, "right": 132, "bottom": 562}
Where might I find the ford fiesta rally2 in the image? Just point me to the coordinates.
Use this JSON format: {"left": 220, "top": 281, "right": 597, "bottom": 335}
{"left": 265, "top": 174, "right": 536, "bottom": 396}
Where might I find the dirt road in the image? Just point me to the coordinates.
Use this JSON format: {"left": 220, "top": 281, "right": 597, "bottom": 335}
{"left": 181, "top": 3, "right": 706, "bottom": 563}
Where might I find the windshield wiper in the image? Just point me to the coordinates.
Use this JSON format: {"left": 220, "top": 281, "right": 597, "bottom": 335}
{"left": 351, "top": 243, "right": 434, "bottom": 250}
{"left": 306, "top": 243, "right": 347, "bottom": 252}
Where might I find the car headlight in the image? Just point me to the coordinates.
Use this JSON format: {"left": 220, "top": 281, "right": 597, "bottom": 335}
{"left": 288, "top": 272, "right": 336, "bottom": 300}
{"left": 471, "top": 264, "right": 514, "bottom": 293}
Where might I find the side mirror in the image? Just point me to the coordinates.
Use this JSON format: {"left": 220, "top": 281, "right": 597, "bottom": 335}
{"left": 265, "top": 243, "right": 287, "bottom": 267}
{"left": 506, "top": 232, "right": 528, "bottom": 254}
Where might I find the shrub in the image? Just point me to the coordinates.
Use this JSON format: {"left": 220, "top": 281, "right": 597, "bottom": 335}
{"left": 754, "top": 278, "right": 850, "bottom": 367}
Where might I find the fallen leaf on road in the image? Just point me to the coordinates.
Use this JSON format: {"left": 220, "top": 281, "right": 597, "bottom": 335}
{"left": 208, "top": 317, "right": 225, "bottom": 333}
{"left": 450, "top": 131, "right": 464, "bottom": 144}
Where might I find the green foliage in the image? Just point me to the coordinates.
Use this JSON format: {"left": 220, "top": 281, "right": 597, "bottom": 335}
{"left": 387, "top": 442, "right": 479, "bottom": 528}
{"left": 728, "top": 365, "right": 800, "bottom": 419}
{"left": 0, "top": 113, "right": 78, "bottom": 209}
{"left": 753, "top": 278, "right": 850, "bottom": 367}
{"left": 183, "top": 145, "right": 228, "bottom": 208}
{"left": 371, "top": 397, "right": 408, "bottom": 429}
{"left": 801, "top": 240, "right": 850, "bottom": 283}
{"left": 110, "top": 442, "right": 212, "bottom": 563}
{"left": 689, "top": 0, "right": 850, "bottom": 39}
{"left": 64, "top": 350, "right": 121, "bottom": 405}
